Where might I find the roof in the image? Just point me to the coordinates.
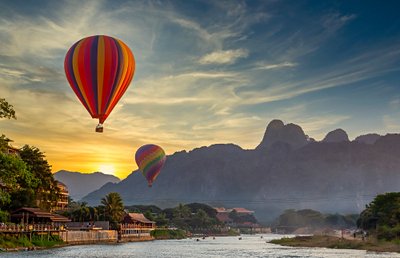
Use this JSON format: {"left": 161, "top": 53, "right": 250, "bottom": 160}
{"left": 214, "top": 207, "right": 229, "bottom": 213}
{"left": 232, "top": 208, "right": 254, "bottom": 214}
{"left": 216, "top": 213, "right": 233, "bottom": 223}
{"left": 125, "top": 213, "right": 155, "bottom": 224}
{"left": 56, "top": 181, "right": 67, "bottom": 187}
{"left": 11, "top": 207, "right": 71, "bottom": 222}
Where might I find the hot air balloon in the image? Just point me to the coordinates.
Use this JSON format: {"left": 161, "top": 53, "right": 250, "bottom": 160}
{"left": 64, "top": 35, "right": 135, "bottom": 132}
{"left": 135, "top": 144, "right": 166, "bottom": 187}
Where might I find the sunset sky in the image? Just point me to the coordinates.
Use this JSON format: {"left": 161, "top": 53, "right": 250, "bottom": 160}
{"left": 1, "top": 0, "right": 400, "bottom": 179}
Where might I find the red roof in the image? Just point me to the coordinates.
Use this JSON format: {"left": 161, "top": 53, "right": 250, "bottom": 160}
{"left": 216, "top": 213, "right": 233, "bottom": 223}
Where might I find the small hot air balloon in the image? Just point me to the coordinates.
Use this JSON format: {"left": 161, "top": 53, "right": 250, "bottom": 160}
{"left": 64, "top": 35, "right": 135, "bottom": 132}
{"left": 135, "top": 144, "right": 166, "bottom": 187}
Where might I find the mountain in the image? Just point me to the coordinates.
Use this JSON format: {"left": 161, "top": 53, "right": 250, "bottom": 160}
{"left": 354, "top": 133, "right": 381, "bottom": 144}
{"left": 54, "top": 170, "right": 120, "bottom": 201}
{"left": 256, "top": 119, "right": 308, "bottom": 150}
{"left": 322, "top": 129, "right": 349, "bottom": 143}
{"left": 82, "top": 120, "right": 400, "bottom": 223}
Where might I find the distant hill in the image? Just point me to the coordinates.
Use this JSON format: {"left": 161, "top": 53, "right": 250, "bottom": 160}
{"left": 54, "top": 170, "right": 120, "bottom": 201}
{"left": 82, "top": 119, "right": 400, "bottom": 223}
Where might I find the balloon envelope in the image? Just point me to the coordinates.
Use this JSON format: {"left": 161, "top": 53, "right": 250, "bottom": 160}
{"left": 64, "top": 35, "right": 135, "bottom": 131}
{"left": 135, "top": 144, "right": 166, "bottom": 187}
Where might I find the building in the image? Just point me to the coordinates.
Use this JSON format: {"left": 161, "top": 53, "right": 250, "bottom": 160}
{"left": 214, "top": 207, "right": 255, "bottom": 225}
{"left": 120, "top": 213, "right": 156, "bottom": 240}
{"left": 54, "top": 181, "right": 69, "bottom": 211}
{"left": 231, "top": 208, "right": 255, "bottom": 214}
{"left": 11, "top": 207, "right": 71, "bottom": 224}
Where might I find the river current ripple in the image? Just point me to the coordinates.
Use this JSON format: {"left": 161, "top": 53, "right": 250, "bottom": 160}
{"left": 2, "top": 234, "right": 400, "bottom": 258}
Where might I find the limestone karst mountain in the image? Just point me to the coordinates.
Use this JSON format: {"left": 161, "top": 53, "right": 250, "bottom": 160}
{"left": 81, "top": 120, "right": 400, "bottom": 222}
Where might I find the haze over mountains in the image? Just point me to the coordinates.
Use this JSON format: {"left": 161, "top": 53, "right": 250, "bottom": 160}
{"left": 80, "top": 119, "right": 400, "bottom": 222}
{"left": 54, "top": 170, "right": 120, "bottom": 200}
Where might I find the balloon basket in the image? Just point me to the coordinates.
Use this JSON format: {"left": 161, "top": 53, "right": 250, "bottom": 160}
{"left": 95, "top": 124, "right": 104, "bottom": 133}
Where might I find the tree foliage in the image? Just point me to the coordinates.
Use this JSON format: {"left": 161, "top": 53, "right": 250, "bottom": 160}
{"left": 0, "top": 98, "right": 16, "bottom": 119}
{"left": 274, "top": 209, "right": 357, "bottom": 232}
{"left": 0, "top": 152, "right": 37, "bottom": 212}
{"left": 19, "top": 145, "right": 59, "bottom": 211}
{"left": 101, "top": 192, "right": 124, "bottom": 227}
{"left": 358, "top": 192, "right": 400, "bottom": 240}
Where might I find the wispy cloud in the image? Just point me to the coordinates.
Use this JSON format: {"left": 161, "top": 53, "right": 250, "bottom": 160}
{"left": 199, "top": 49, "right": 249, "bottom": 65}
{"left": 254, "top": 61, "right": 297, "bottom": 70}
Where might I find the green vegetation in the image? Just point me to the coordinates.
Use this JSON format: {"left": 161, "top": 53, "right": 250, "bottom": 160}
{"left": 273, "top": 209, "right": 358, "bottom": 233}
{"left": 270, "top": 235, "right": 400, "bottom": 253}
{"left": 62, "top": 193, "right": 125, "bottom": 229}
{"left": 0, "top": 98, "right": 16, "bottom": 119}
{"left": 150, "top": 229, "right": 186, "bottom": 239}
{"left": 0, "top": 234, "right": 63, "bottom": 250}
{"left": 135, "top": 203, "right": 225, "bottom": 234}
{"left": 101, "top": 192, "right": 125, "bottom": 229}
{"left": 31, "top": 235, "right": 63, "bottom": 248}
{"left": 358, "top": 192, "right": 400, "bottom": 241}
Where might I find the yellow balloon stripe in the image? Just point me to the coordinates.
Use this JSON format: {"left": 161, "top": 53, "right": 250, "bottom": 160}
{"left": 139, "top": 150, "right": 165, "bottom": 170}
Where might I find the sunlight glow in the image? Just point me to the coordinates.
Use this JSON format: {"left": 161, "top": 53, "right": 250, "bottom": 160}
{"left": 98, "top": 164, "right": 116, "bottom": 175}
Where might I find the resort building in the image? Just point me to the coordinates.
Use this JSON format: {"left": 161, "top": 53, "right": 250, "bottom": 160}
{"left": 54, "top": 181, "right": 69, "bottom": 211}
{"left": 11, "top": 207, "right": 71, "bottom": 224}
{"left": 120, "top": 213, "right": 156, "bottom": 240}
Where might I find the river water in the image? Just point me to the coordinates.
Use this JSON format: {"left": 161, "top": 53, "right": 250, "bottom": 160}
{"left": 2, "top": 234, "right": 400, "bottom": 258}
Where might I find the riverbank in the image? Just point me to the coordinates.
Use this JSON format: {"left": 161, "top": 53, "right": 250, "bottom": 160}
{"left": 0, "top": 235, "right": 65, "bottom": 252}
{"left": 270, "top": 235, "right": 400, "bottom": 253}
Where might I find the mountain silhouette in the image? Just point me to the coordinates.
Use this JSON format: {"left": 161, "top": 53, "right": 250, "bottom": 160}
{"left": 81, "top": 120, "right": 400, "bottom": 222}
{"left": 54, "top": 170, "right": 120, "bottom": 201}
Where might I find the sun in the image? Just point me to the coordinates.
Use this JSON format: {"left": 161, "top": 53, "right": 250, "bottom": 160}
{"left": 98, "top": 164, "right": 116, "bottom": 175}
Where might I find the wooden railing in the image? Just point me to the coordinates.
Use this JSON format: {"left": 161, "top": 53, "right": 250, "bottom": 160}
{"left": 0, "top": 224, "right": 64, "bottom": 232}
{"left": 121, "top": 223, "right": 155, "bottom": 230}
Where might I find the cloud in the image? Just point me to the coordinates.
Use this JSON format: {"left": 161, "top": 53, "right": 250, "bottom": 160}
{"left": 254, "top": 61, "right": 297, "bottom": 70}
{"left": 198, "top": 49, "right": 249, "bottom": 65}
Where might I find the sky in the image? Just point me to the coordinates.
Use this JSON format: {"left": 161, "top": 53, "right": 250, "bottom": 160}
{"left": 1, "top": 0, "right": 400, "bottom": 179}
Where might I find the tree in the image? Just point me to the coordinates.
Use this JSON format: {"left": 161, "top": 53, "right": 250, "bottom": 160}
{"left": 173, "top": 203, "right": 191, "bottom": 219}
{"left": 19, "top": 145, "right": 59, "bottom": 211}
{"left": 0, "top": 152, "right": 37, "bottom": 213}
{"left": 101, "top": 192, "right": 125, "bottom": 227}
{"left": 358, "top": 192, "right": 400, "bottom": 240}
{"left": 154, "top": 213, "right": 168, "bottom": 227}
{"left": 0, "top": 98, "right": 16, "bottom": 119}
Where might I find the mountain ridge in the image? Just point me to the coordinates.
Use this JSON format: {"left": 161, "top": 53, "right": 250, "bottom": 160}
{"left": 81, "top": 120, "right": 400, "bottom": 222}
{"left": 54, "top": 170, "right": 120, "bottom": 201}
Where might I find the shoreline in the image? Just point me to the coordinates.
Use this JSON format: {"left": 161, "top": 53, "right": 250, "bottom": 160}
{"left": 0, "top": 231, "right": 245, "bottom": 252}
{"left": 269, "top": 235, "right": 400, "bottom": 253}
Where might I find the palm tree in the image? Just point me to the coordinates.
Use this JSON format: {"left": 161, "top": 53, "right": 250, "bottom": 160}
{"left": 101, "top": 192, "right": 125, "bottom": 225}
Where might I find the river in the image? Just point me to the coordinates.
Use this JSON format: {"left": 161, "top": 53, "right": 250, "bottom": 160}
{"left": 2, "top": 234, "right": 400, "bottom": 258}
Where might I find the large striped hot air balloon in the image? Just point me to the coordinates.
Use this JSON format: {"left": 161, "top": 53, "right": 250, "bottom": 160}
{"left": 64, "top": 35, "right": 135, "bottom": 132}
{"left": 135, "top": 144, "right": 167, "bottom": 187}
